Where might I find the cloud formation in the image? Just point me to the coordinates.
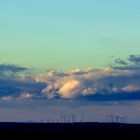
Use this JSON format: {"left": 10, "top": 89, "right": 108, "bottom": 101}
{"left": 0, "top": 64, "right": 27, "bottom": 72}
{"left": 0, "top": 64, "right": 45, "bottom": 100}
{"left": 128, "top": 55, "right": 140, "bottom": 64}
{"left": 122, "top": 85, "right": 140, "bottom": 93}
{"left": 1, "top": 61, "right": 140, "bottom": 101}
{"left": 115, "top": 58, "right": 128, "bottom": 66}
{"left": 113, "top": 54, "right": 140, "bottom": 70}
{"left": 0, "top": 64, "right": 27, "bottom": 77}
{"left": 59, "top": 79, "right": 81, "bottom": 99}
{"left": 33, "top": 67, "right": 140, "bottom": 100}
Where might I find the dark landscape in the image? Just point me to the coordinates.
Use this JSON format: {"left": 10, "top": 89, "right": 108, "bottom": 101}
{"left": 0, "top": 122, "right": 140, "bottom": 139}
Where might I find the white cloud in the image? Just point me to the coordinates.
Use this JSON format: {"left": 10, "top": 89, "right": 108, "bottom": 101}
{"left": 41, "top": 82, "right": 59, "bottom": 99}
{"left": 32, "top": 67, "right": 140, "bottom": 99}
{"left": 19, "top": 93, "right": 33, "bottom": 99}
{"left": 59, "top": 79, "right": 81, "bottom": 99}
{"left": 122, "top": 85, "right": 140, "bottom": 93}
{"left": 82, "top": 87, "right": 99, "bottom": 96}
{"left": 1, "top": 96, "right": 13, "bottom": 102}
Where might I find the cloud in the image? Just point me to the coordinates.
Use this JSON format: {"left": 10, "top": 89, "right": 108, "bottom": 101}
{"left": 0, "top": 64, "right": 27, "bottom": 72}
{"left": 113, "top": 66, "right": 140, "bottom": 70}
{"left": 0, "top": 64, "right": 28, "bottom": 80}
{"left": 59, "top": 79, "right": 81, "bottom": 99}
{"left": 115, "top": 58, "right": 128, "bottom": 66}
{"left": 0, "top": 72, "right": 46, "bottom": 100}
{"left": 128, "top": 55, "right": 140, "bottom": 64}
{"left": 0, "top": 64, "right": 27, "bottom": 75}
{"left": 19, "top": 93, "right": 33, "bottom": 100}
{"left": 34, "top": 67, "right": 140, "bottom": 100}
{"left": 1, "top": 62, "right": 140, "bottom": 101}
{"left": 113, "top": 55, "right": 140, "bottom": 70}
{"left": 122, "top": 85, "right": 140, "bottom": 93}
{"left": 0, "top": 96, "right": 13, "bottom": 102}
{"left": 41, "top": 82, "right": 59, "bottom": 99}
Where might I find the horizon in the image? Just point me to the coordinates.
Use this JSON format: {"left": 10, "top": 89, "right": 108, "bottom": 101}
{"left": 0, "top": 0, "right": 140, "bottom": 124}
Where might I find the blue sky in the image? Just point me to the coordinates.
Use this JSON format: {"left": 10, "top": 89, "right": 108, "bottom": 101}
{"left": 0, "top": 0, "right": 140, "bottom": 69}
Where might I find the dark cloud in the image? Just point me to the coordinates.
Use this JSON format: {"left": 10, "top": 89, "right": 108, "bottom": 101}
{"left": 115, "top": 58, "right": 128, "bottom": 65}
{"left": 113, "top": 66, "right": 140, "bottom": 70}
{"left": 0, "top": 78, "right": 46, "bottom": 98}
{"left": 113, "top": 55, "right": 140, "bottom": 70}
{"left": 81, "top": 91, "right": 140, "bottom": 101}
{"left": 0, "top": 64, "right": 27, "bottom": 72}
{"left": 128, "top": 55, "right": 140, "bottom": 64}
{"left": 0, "top": 64, "right": 28, "bottom": 79}
{"left": 0, "top": 64, "right": 45, "bottom": 99}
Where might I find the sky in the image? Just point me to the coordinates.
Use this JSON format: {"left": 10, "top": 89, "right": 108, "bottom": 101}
{"left": 0, "top": 0, "right": 140, "bottom": 123}
{"left": 0, "top": 0, "right": 140, "bottom": 69}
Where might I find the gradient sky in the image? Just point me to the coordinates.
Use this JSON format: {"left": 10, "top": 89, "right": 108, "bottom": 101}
{"left": 0, "top": 0, "right": 140, "bottom": 70}
{"left": 1, "top": 1, "right": 140, "bottom": 123}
